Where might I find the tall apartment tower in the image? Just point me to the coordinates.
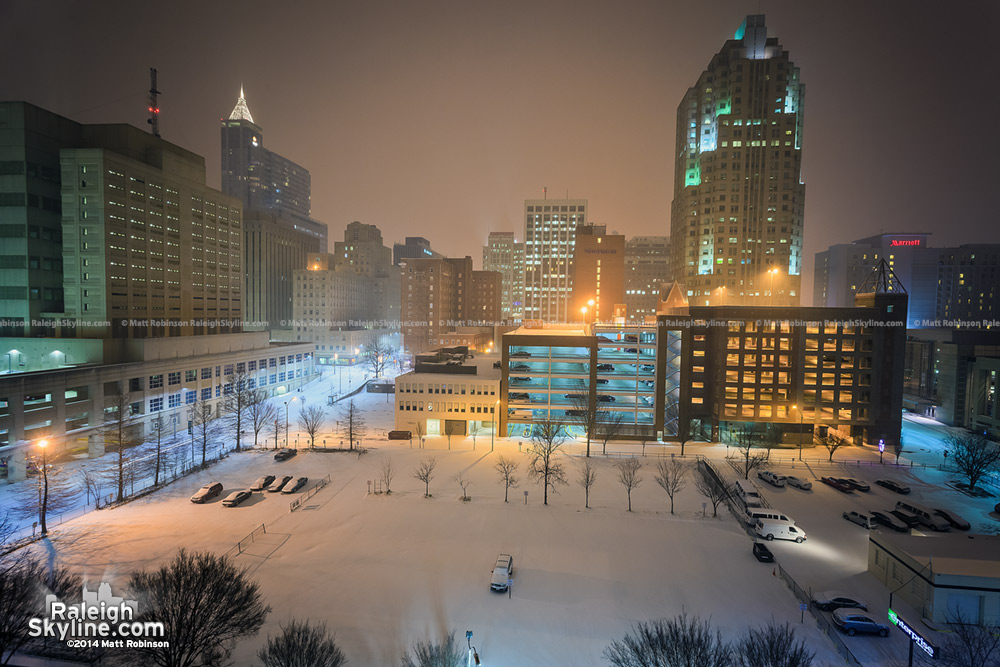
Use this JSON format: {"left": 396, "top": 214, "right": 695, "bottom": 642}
{"left": 625, "top": 236, "right": 671, "bottom": 321}
{"left": 332, "top": 220, "right": 400, "bottom": 323}
{"left": 523, "top": 198, "right": 587, "bottom": 322}
{"left": 483, "top": 231, "right": 525, "bottom": 322}
{"left": 572, "top": 224, "right": 625, "bottom": 323}
{"left": 670, "top": 15, "right": 805, "bottom": 306}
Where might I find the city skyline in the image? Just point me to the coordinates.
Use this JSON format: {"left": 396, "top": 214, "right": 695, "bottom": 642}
{"left": 2, "top": 1, "right": 997, "bottom": 304}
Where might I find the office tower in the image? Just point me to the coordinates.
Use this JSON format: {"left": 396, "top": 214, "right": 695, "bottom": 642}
{"left": 400, "top": 258, "right": 457, "bottom": 353}
{"left": 393, "top": 236, "right": 442, "bottom": 265}
{"left": 483, "top": 231, "right": 525, "bottom": 322}
{"left": 470, "top": 270, "right": 502, "bottom": 323}
{"left": 330, "top": 220, "right": 400, "bottom": 323}
{"left": 523, "top": 198, "right": 587, "bottom": 322}
{"left": 814, "top": 234, "right": 1000, "bottom": 328}
{"left": 571, "top": 224, "right": 625, "bottom": 323}
{"left": 626, "top": 236, "right": 671, "bottom": 321}
{"left": 670, "top": 15, "right": 805, "bottom": 306}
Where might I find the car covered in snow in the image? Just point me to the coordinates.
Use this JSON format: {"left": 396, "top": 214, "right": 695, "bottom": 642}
{"left": 267, "top": 475, "right": 294, "bottom": 492}
{"left": 811, "top": 591, "right": 867, "bottom": 612}
{"left": 870, "top": 510, "right": 909, "bottom": 532}
{"left": 876, "top": 478, "right": 910, "bottom": 494}
{"left": 190, "top": 482, "right": 223, "bottom": 503}
{"left": 820, "top": 477, "right": 854, "bottom": 493}
{"left": 274, "top": 448, "right": 297, "bottom": 462}
{"left": 785, "top": 476, "right": 812, "bottom": 490}
{"left": 490, "top": 554, "right": 514, "bottom": 592}
{"left": 832, "top": 609, "right": 889, "bottom": 637}
{"left": 843, "top": 511, "right": 873, "bottom": 529}
{"left": 757, "top": 471, "right": 786, "bottom": 487}
{"left": 222, "top": 490, "right": 252, "bottom": 507}
{"left": 840, "top": 478, "right": 870, "bottom": 492}
{"left": 250, "top": 475, "right": 275, "bottom": 491}
{"left": 281, "top": 477, "right": 308, "bottom": 494}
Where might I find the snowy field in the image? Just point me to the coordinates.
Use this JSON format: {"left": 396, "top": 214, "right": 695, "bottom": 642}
{"left": 14, "top": 383, "right": 847, "bottom": 666}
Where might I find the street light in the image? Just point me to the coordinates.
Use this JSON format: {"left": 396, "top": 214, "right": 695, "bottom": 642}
{"left": 36, "top": 439, "right": 49, "bottom": 535}
{"left": 791, "top": 404, "right": 804, "bottom": 461}
{"left": 768, "top": 268, "right": 780, "bottom": 306}
{"left": 491, "top": 399, "right": 500, "bottom": 452}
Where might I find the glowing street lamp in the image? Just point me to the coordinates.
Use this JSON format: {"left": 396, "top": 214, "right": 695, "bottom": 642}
{"left": 791, "top": 404, "right": 804, "bottom": 461}
{"left": 768, "top": 268, "right": 780, "bottom": 306}
{"left": 36, "top": 439, "right": 50, "bottom": 535}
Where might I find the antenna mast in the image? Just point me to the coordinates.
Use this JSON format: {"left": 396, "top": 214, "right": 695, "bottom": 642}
{"left": 147, "top": 68, "right": 161, "bottom": 137}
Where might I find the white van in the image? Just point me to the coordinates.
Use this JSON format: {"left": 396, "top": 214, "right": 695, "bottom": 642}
{"left": 755, "top": 519, "right": 807, "bottom": 543}
{"left": 733, "top": 479, "right": 762, "bottom": 508}
{"left": 746, "top": 508, "right": 794, "bottom": 524}
{"left": 895, "top": 500, "right": 951, "bottom": 531}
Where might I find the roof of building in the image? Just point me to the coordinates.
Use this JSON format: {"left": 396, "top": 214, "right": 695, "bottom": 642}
{"left": 506, "top": 325, "right": 588, "bottom": 337}
{"left": 229, "top": 86, "right": 255, "bottom": 123}
{"left": 398, "top": 353, "right": 501, "bottom": 381}
{"left": 871, "top": 533, "right": 1000, "bottom": 580}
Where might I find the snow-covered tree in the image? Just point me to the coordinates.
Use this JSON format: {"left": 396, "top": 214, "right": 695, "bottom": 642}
{"left": 604, "top": 614, "right": 730, "bottom": 667}
{"left": 257, "top": 619, "right": 347, "bottom": 667}
{"left": 412, "top": 458, "right": 437, "bottom": 497}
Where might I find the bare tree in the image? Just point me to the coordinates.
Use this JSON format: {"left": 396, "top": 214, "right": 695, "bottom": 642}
{"left": 938, "top": 607, "right": 1000, "bottom": 667}
{"left": 379, "top": 458, "right": 395, "bottom": 494}
{"left": 527, "top": 421, "right": 569, "bottom": 505}
{"left": 734, "top": 620, "right": 815, "bottom": 667}
{"left": 412, "top": 458, "right": 438, "bottom": 497}
{"left": 188, "top": 395, "right": 216, "bottom": 466}
{"left": 298, "top": 405, "right": 327, "bottom": 449}
{"left": 595, "top": 412, "right": 626, "bottom": 455}
{"left": 221, "top": 370, "right": 256, "bottom": 452}
{"left": 469, "top": 422, "right": 481, "bottom": 451}
{"left": 654, "top": 458, "right": 688, "bottom": 514}
{"left": 400, "top": 630, "right": 464, "bottom": 667}
{"left": 248, "top": 390, "right": 277, "bottom": 449}
{"left": 695, "top": 466, "right": 729, "bottom": 518}
{"left": 948, "top": 429, "right": 1000, "bottom": 493}
{"left": 363, "top": 335, "right": 393, "bottom": 379}
{"left": 494, "top": 455, "right": 520, "bottom": 502}
{"left": 127, "top": 549, "right": 270, "bottom": 667}
{"left": 666, "top": 402, "right": 701, "bottom": 456}
{"left": 270, "top": 415, "right": 284, "bottom": 451}
{"left": 454, "top": 473, "right": 472, "bottom": 501}
{"left": 893, "top": 434, "right": 904, "bottom": 464}
{"left": 0, "top": 557, "right": 80, "bottom": 665}
{"left": 80, "top": 467, "right": 105, "bottom": 510}
{"left": 615, "top": 458, "right": 643, "bottom": 512}
{"left": 103, "top": 385, "right": 142, "bottom": 502}
{"left": 604, "top": 614, "right": 731, "bottom": 667}
{"left": 733, "top": 425, "right": 769, "bottom": 480}
{"left": 0, "top": 509, "right": 14, "bottom": 550}
{"left": 150, "top": 414, "right": 169, "bottom": 487}
{"left": 761, "top": 423, "right": 783, "bottom": 460}
{"left": 578, "top": 459, "right": 598, "bottom": 509}
{"left": 414, "top": 421, "right": 426, "bottom": 448}
{"left": 443, "top": 420, "right": 457, "bottom": 450}
{"left": 569, "top": 383, "right": 598, "bottom": 457}
{"left": 17, "top": 442, "right": 77, "bottom": 536}
{"left": 819, "top": 431, "right": 848, "bottom": 463}
{"left": 257, "top": 619, "right": 348, "bottom": 667}
{"left": 338, "top": 400, "right": 367, "bottom": 451}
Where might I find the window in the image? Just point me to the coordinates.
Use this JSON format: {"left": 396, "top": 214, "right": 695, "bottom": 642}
{"left": 168, "top": 393, "right": 181, "bottom": 409}
{"left": 185, "top": 370, "right": 197, "bottom": 382}
{"left": 150, "top": 397, "right": 163, "bottom": 412}
{"left": 201, "top": 367, "right": 212, "bottom": 380}
{"left": 200, "top": 388, "right": 211, "bottom": 400}
{"left": 168, "top": 371, "right": 181, "bottom": 385}
{"left": 149, "top": 374, "right": 163, "bottom": 389}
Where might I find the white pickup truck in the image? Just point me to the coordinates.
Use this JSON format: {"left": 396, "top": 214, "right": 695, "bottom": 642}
{"left": 490, "top": 554, "right": 513, "bottom": 592}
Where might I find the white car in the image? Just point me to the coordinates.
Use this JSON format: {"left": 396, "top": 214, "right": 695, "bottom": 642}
{"left": 758, "top": 471, "right": 786, "bottom": 487}
{"left": 843, "top": 511, "right": 873, "bottom": 529}
{"left": 785, "top": 476, "right": 812, "bottom": 490}
{"left": 490, "top": 554, "right": 513, "bottom": 592}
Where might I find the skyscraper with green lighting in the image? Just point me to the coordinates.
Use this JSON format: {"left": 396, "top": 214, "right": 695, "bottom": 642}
{"left": 670, "top": 15, "right": 805, "bottom": 306}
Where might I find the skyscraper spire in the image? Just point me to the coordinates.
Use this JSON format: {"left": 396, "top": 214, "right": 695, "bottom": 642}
{"left": 229, "top": 85, "right": 254, "bottom": 123}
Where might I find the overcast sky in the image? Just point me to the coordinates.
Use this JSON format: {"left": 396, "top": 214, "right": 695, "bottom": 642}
{"left": 3, "top": 0, "right": 998, "bottom": 304}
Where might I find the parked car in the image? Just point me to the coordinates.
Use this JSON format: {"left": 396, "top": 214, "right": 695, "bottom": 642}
{"left": 249, "top": 475, "right": 275, "bottom": 492}
{"left": 811, "top": 591, "right": 868, "bottom": 612}
{"left": 754, "top": 519, "right": 806, "bottom": 543}
{"left": 832, "top": 609, "right": 889, "bottom": 637}
{"left": 510, "top": 376, "right": 531, "bottom": 382}
{"left": 640, "top": 364, "right": 655, "bottom": 372}
{"left": 490, "top": 554, "right": 514, "bottom": 592}
{"left": 870, "top": 509, "right": 909, "bottom": 532}
{"left": 876, "top": 478, "right": 911, "bottom": 494}
{"left": 597, "top": 395, "right": 616, "bottom": 402}
{"left": 509, "top": 392, "right": 530, "bottom": 401}
{"left": 820, "top": 477, "right": 854, "bottom": 493}
{"left": 387, "top": 430, "right": 412, "bottom": 440}
{"left": 510, "top": 351, "right": 531, "bottom": 358}
{"left": 596, "top": 364, "right": 615, "bottom": 372}
{"left": 624, "top": 348, "right": 638, "bottom": 354}
{"left": 843, "top": 511, "right": 873, "bottom": 529}
{"left": 222, "top": 490, "right": 252, "bottom": 507}
{"left": 840, "top": 478, "right": 871, "bottom": 492}
{"left": 890, "top": 507, "right": 921, "bottom": 528}
{"left": 758, "top": 471, "right": 786, "bottom": 487}
{"left": 282, "top": 477, "right": 309, "bottom": 494}
{"left": 267, "top": 475, "right": 294, "bottom": 492}
{"left": 511, "top": 363, "right": 530, "bottom": 371}
{"left": 752, "top": 542, "right": 775, "bottom": 562}
{"left": 274, "top": 448, "right": 297, "bottom": 462}
{"left": 785, "top": 476, "right": 813, "bottom": 490}
{"left": 896, "top": 500, "right": 951, "bottom": 531}
{"left": 563, "top": 393, "right": 586, "bottom": 400}
{"left": 595, "top": 378, "right": 609, "bottom": 384}
{"left": 190, "top": 482, "right": 223, "bottom": 504}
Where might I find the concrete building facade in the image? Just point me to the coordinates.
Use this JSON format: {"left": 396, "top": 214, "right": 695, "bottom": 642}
{"left": 482, "top": 231, "right": 525, "bottom": 322}
{"left": 523, "top": 198, "right": 587, "bottom": 322}
{"left": 625, "top": 236, "right": 671, "bottom": 322}
{"left": 572, "top": 224, "right": 625, "bottom": 323}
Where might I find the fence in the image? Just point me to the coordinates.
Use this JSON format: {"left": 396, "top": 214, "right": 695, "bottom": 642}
{"left": 224, "top": 523, "right": 267, "bottom": 558}
{"left": 289, "top": 474, "right": 332, "bottom": 512}
{"left": 775, "top": 563, "right": 863, "bottom": 666}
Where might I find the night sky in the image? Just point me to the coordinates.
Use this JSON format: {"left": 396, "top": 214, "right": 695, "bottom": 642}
{"left": 3, "top": 0, "right": 998, "bottom": 304}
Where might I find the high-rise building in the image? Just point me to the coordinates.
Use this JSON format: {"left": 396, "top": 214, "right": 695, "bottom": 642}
{"left": 814, "top": 234, "right": 1000, "bottom": 328}
{"left": 470, "top": 270, "right": 502, "bottom": 323}
{"left": 571, "top": 224, "right": 624, "bottom": 323}
{"left": 400, "top": 257, "right": 457, "bottom": 353}
{"left": 393, "top": 236, "right": 442, "bottom": 265}
{"left": 483, "top": 231, "right": 525, "bottom": 321}
{"left": 670, "top": 15, "right": 805, "bottom": 306}
{"left": 523, "top": 198, "right": 587, "bottom": 322}
{"left": 333, "top": 220, "right": 400, "bottom": 323}
{"left": 626, "top": 236, "right": 671, "bottom": 321}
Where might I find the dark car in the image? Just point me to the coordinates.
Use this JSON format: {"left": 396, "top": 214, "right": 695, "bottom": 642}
{"left": 820, "top": 477, "right": 853, "bottom": 493}
{"left": 274, "top": 448, "right": 297, "bottom": 461}
{"left": 282, "top": 477, "right": 308, "bottom": 494}
{"left": 811, "top": 591, "right": 868, "bottom": 612}
{"left": 222, "top": 490, "right": 252, "bottom": 507}
{"left": 511, "top": 363, "right": 530, "bottom": 371}
{"left": 934, "top": 508, "right": 971, "bottom": 530}
{"left": 509, "top": 392, "right": 530, "bottom": 401}
{"left": 833, "top": 609, "right": 889, "bottom": 637}
{"left": 249, "top": 475, "right": 276, "bottom": 491}
{"left": 624, "top": 348, "right": 638, "bottom": 354}
{"left": 876, "top": 479, "right": 911, "bottom": 494}
{"left": 190, "top": 482, "right": 223, "bottom": 503}
{"left": 510, "top": 376, "right": 532, "bottom": 382}
{"left": 566, "top": 409, "right": 586, "bottom": 417}
{"left": 597, "top": 395, "right": 616, "bottom": 402}
{"left": 890, "top": 507, "right": 921, "bottom": 528}
{"left": 564, "top": 393, "right": 587, "bottom": 401}
{"left": 752, "top": 542, "right": 775, "bottom": 562}
{"left": 870, "top": 509, "right": 909, "bottom": 532}
{"left": 597, "top": 364, "right": 614, "bottom": 372}
{"left": 595, "top": 378, "right": 609, "bottom": 384}
{"left": 510, "top": 351, "right": 531, "bottom": 358}
{"left": 840, "top": 478, "right": 871, "bottom": 492}
{"left": 267, "top": 475, "right": 294, "bottom": 492}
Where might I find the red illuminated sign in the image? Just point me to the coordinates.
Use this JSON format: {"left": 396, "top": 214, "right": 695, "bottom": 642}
{"left": 889, "top": 239, "right": 922, "bottom": 247}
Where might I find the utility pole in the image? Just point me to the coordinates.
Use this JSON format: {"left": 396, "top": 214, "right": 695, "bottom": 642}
{"left": 147, "top": 68, "right": 161, "bottom": 137}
